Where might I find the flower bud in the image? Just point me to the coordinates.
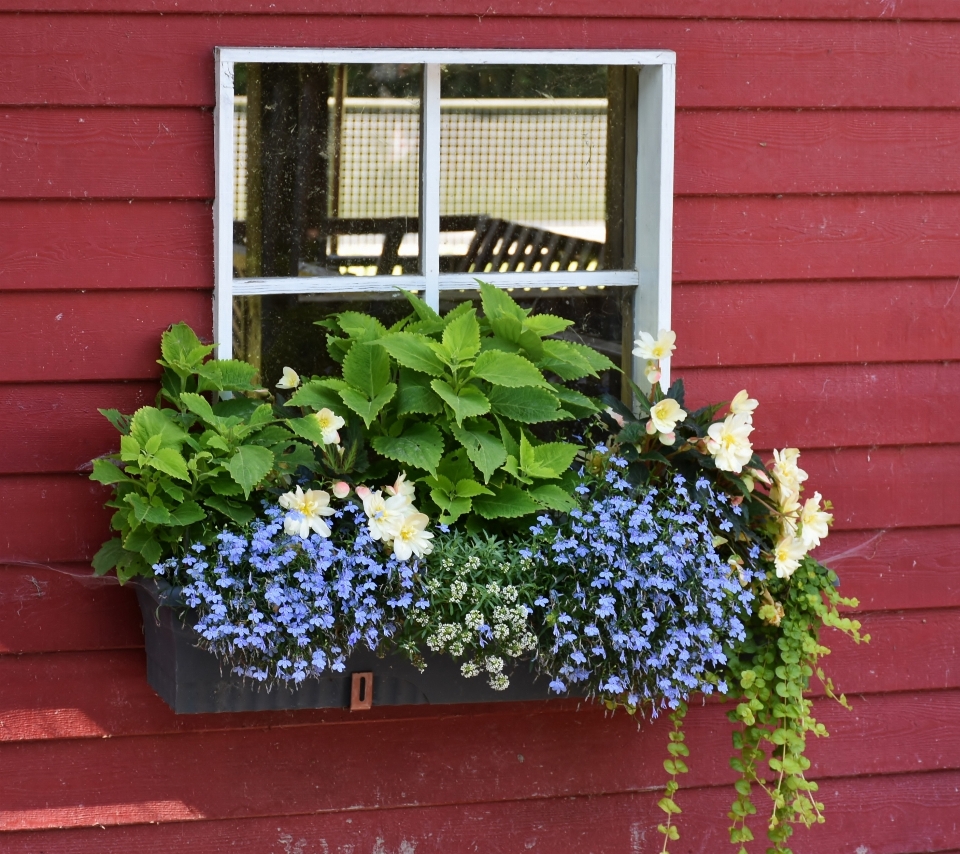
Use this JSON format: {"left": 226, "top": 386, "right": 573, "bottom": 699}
{"left": 354, "top": 485, "right": 371, "bottom": 500}
{"left": 332, "top": 481, "right": 351, "bottom": 499}
{"left": 658, "top": 431, "right": 676, "bottom": 446}
{"left": 645, "top": 420, "right": 657, "bottom": 435}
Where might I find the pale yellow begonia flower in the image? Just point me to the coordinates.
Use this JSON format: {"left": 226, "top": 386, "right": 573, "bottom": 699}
{"left": 278, "top": 486, "right": 335, "bottom": 539}
{"left": 361, "top": 489, "right": 412, "bottom": 543}
{"left": 393, "top": 512, "right": 435, "bottom": 560}
{"left": 729, "top": 389, "right": 759, "bottom": 418}
{"left": 771, "top": 448, "right": 808, "bottom": 497}
{"left": 633, "top": 329, "right": 677, "bottom": 362}
{"left": 705, "top": 413, "right": 754, "bottom": 474}
{"left": 385, "top": 471, "right": 416, "bottom": 502}
{"left": 276, "top": 366, "right": 300, "bottom": 390}
{"left": 313, "top": 408, "right": 345, "bottom": 446}
{"left": 773, "top": 535, "right": 807, "bottom": 579}
{"left": 648, "top": 398, "right": 687, "bottom": 435}
{"left": 799, "top": 491, "right": 833, "bottom": 550}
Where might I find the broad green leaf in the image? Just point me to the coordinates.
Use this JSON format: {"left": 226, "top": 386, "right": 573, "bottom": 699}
{"left": 327, "top": 333, "right": 352, "bottom": 364}
{"left": 523, "top": 314, "right": 573, "bottom": 336}
{"left": 530, "top": 483, "right": 576, "bottom": 511}
{"left": 203, "top": 432, "right": 231, "bottom": 452}
{"left": 140, "top": 537, "right": 163, "bottom": 567}
{"left": 550, "top": 385, "right": 600, "bottom": 417}
{"left": 130, "top": 406, "right": 188, "bottom": 449}
{"left": 143, "top": 447, "right": 190, "bottom": 482}
{"left": 435, "top": 494, "right": 472, "bottom": 524}
{"left": 90, "top": 458, "right": 130, "bottom": 485}
{"left": 92, "top": 538, "right": 126, "bottom": 575}
{"left": 276, "top": 442, "right": 317, "bottom": 473}
{"left": 204, "top": 495, "right": 256, "bottom": 526}
{"left": 208, "top": 474, "right": 244, "bottom": 496}
{"left": 158, "top": 479, "right": 186, "bottom": 502}
{"left": 442, "top": 309, "right": 481, "bottom": 363}
{"left": 488, "top": 313, "right": 523, "bottom": 344}
{"left": 440, "top": 300, "right": 476, "bottom": 329}
{"left": 470, "top": 350, "right": 548, "bottom": 388}
{"left": 167, "top": 501, "right": 207, "bottom": 526}
{"left": 397, "top": 368, "right": 443, "bottom": 416}
{"left": 98, "top": 408, "right": 132, "bottom": 435}
{"left": 538, "top": 339, "right": 600, "bottom": 380}
{"left": 144, "top": 434, "right": 162, "bottom": 455}
{"left": 450, "top": 424, "right": 507, "bottom": 482}
{"left": 125, "top": 493, "right": 173, "bottom": 525}
{"left": 520, "top": 433, "right": 579, "bottom": 479}
{"left": 288, "top": 380, "right": 349, "bottom": 412}
{"left": 473, "top": 484, "right": 541, "bottom": 519}
{"left": 339, "top": 383, "right": 397, "bottom": 428}
{"left": 437, "top": 449, "right": 477, "bottom": 485}
{"left": 226, "top": 444, "right": 274, "bottom": 497}
{"left": 518, "top": 328, "right": 544, "bottom": 361}
{"left": 479, "top": 280, "right": 526, "bottom": 322}
{"left": 123, "top": 524, "right": 152, "bottom": 554}
{"left": 119, "top": 434, "right": 141, "bottom": 462}
{"left": 160, "top": 322, "right": 212, "bottom": 369}
{"left": 370, "top": 422, "right": 444, "bottom": 473}
{"left": 248, "top": 404, "right": 274, "bottom": 427}
{"left": 454, "top": 479, "right": 494, "bottom": 498}
{"left": 197, "top": 359, "right": 259, "bottom": 392}
{"left": 336, "top": 311, "right": 387, "bottom": 342}
{"left": 487, "top": 385, "right": 561, "bottom": 424}
{"left": 496, "top": 417, "right": 520, "bottom": 458}
{"left": 549, "top": 338, "right": 616, "bottom": 374}
{"left": 213, "top": 396, "right": 261, "bottom": 419}
{"left": 430, "top": 380, "right": 490, "bottom": 426}
{"left": 342, "top": 341, "right": 392, "bottom": 399}
{"left": 378, "top": 333, "right": 447, "bottom": 376}
{"left": 179, "top": 392, "right": 222, "bottom": 428}
{"left": 402, "top": 288, "right": 443, "bottom": 324}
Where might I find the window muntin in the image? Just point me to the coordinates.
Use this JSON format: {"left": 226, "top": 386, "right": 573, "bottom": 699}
{"left": 215, "top": 49, "right": 675, "bottom": 386}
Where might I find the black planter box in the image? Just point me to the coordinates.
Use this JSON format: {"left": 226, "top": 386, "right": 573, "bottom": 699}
{"left": 134, "top": 579, "right": 565, "bottom": 714}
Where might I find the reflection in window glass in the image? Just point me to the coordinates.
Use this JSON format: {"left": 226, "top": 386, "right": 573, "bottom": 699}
{"left": 234, "top": 285, "right": 631, "bottom": 402}
{"left": 439, "top": 65, "right": 630, "bottom": 274}
{"left": 233, "top": 63, "right": 421, "bottom": 279}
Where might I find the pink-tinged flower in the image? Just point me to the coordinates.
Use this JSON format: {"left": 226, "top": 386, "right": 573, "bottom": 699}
{"left": 773, "top": 535, "right": 807, "bottom": 579}
{"left": 332, "top": 481, "right": 351, "bottom": 499}
{"left": 633, "top": 329, "right": 677, "bottom": 361}
{"left": 604, "top": 406, "right": 625, "bottom": 428}
{"left": 658, "top": 431, "right": 677, "bottom": 446}
{"left": 392, "top": 512, "right": 434, "bottom": 560}
{"left": 354, "top": 485, "right": 371, "bottom": 500}
{"left": 705, "top": 413, "right": 754, "bottom": 474}
{"left": 644, "top": 361, "right": 662, "bottom": 385}
{"left": 276, "top": 366, "right": 300, "bottom": 390}
{"left": 278, "top": 486, "right": 335, "bottom": 539}
{"left": 385, "top": 471, "right": 416, "bottom": 502}
{"left": 729, "top": 389, "right": 759, "bottom": 418}
{"left": 799, "top": 491, "right": 833, "bottom": 550}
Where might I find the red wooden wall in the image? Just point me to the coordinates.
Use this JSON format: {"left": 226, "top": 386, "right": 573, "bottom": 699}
{"left": 2, "top": 3, "right": 959, "bottom": 852}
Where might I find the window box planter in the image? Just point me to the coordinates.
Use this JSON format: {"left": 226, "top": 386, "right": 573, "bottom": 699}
{"left": 134, "top": 578, "right": 564, "bottom": 714}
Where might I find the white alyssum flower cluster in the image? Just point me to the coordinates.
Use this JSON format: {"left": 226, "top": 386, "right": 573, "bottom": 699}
{"left": 423, "top": 558, "right": 537, "bottom": 691}
{"left": 769, "top": 448, "right": 834, "bottom": 579}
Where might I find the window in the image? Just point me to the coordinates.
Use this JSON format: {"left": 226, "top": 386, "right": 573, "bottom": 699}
{"left": 214, "top": 49, "right": 675, "bottom": 391}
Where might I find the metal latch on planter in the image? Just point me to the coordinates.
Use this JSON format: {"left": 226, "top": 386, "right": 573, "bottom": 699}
{"left": 350, "top": 672, "right": 373, "bottom": 711}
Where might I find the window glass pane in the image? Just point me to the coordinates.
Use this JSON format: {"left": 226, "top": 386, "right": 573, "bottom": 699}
{"left": 438, "top": 65, "right": 631, "bottom": 274}
{"left": 233, "top": 63, "right": 421, "bottom": 279}
{"left": 234, "top": 285, "right": 631, "bottom": 401}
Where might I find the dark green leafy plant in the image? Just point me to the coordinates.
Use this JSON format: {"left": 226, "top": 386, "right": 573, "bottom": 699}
{"left": 285, "top": 281, "right": 614, "bottom": 526}
{"left": 90, "top": 323, "right": 314, "bottom": 582}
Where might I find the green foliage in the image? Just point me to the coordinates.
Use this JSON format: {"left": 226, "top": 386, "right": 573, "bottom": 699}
{"left": 295, "top": 282, "right": 611, "bottom": 526}
{"left": 90, "top": 322, "right": 312, "bottom": 582}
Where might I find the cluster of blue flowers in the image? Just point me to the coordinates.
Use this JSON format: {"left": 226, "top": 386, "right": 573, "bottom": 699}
{"left": 155, "top": 501, "right": 423, "bottom": 684}
{"left": 528, "top": 455, "right": 761, "bottom": 711}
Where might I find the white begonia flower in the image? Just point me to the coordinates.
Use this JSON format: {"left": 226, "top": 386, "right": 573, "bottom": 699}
{"left": 773, "top": 535, "right": 807, "bottom": 579}
{"left": 313, "top": 407, "right": 345, "bottom": 446}
{"left": 633, "top": 329, "right": 677, "bottom": 361}
{"left": 385, "top": 471, "right": 416, "bottom": 502}
{"left": 730, "top": 389, "right": 759, "bottom": 418}
{"left": 799, "top": 491, "right": 833, "bottom": 550}
{"left": 705, "top": 413, "right": 755, "bottom": 474}
{"left": 648, "top": 398, "right": 687, "bottom": 435}
{"left": 361, "top": 489, "right": 412, "bottom": 542}
{"left": 278, "top": 486, "right": 335, "bottom": 539}
{"left": 276, "top": 366, "right": 300, "bottom": 390}
{"left": 392, "top": 512, "right": 435, "bottom": 560}
{"left": 771, "top": 448, "right": 808, "bottom": 496}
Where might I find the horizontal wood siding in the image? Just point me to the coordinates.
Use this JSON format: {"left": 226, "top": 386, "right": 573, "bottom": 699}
{"left": 0, "top": 4, "right": 956, "bottom": 853}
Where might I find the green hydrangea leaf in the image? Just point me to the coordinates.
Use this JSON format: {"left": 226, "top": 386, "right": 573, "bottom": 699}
{"left": 196, "top": 359, "right": 259, "bottom": 393}
{"left": 450, "top": 424, "right": 507, "bottom": 483}
{"left": 226, "top": 444, "right": 274, "bottom": 497}
{"left": 472, "top": 484, "right": 541, "bottom": 519}
{"left": 339, "top": 383, "right": 397, "bottom": 428}
{"left": 204, "top": 495, "right": 256, "bottom": 526}
{"left": 90, "top": 458, "right": 130, "bottom": 485}
{"left": 442, "top": 309, "right": 481, "bottom": 363}
{"left": 142, "top": 446, "right": 190, "bottom": 482}
{"left": 370, "top": 422, "right": 444, "bottom": 474}
{"left": 430, "top": 380, "right": 490, "bottom": 426}
{"left": 396, "top": 368, "right": 443, "bottom": 416}
{"left": 469, "top": 350, "right": 548, "bottom": 388}
{"left": 519, "top": 435, "right": 579, "bottom": 480}
{"left": 529, "top": 483, "right": 576, "bottom": 511}
{"left": 342, "top": 341, "right": 392, "bottom": 400}
{"left": 92, "top": 538, "right": 126, "bottom": 576}
{"left": 130, "top": 406, "right": 188, "bottom": 449}
{"left": 487, "top": 386, "right": 561, "bottom": 424}
{"left": 523, "top": 314, "right": 574, "bottom": 336}
{"left": 378, "top": 332, "right": 447, "bottom": 376}
{"left": 288, "top": 380, "right": 349, "bottom": 411}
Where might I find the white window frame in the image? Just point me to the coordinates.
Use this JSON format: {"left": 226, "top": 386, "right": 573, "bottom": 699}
{"left": 214, "top": 47, "right": 676, "bottom": 384}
